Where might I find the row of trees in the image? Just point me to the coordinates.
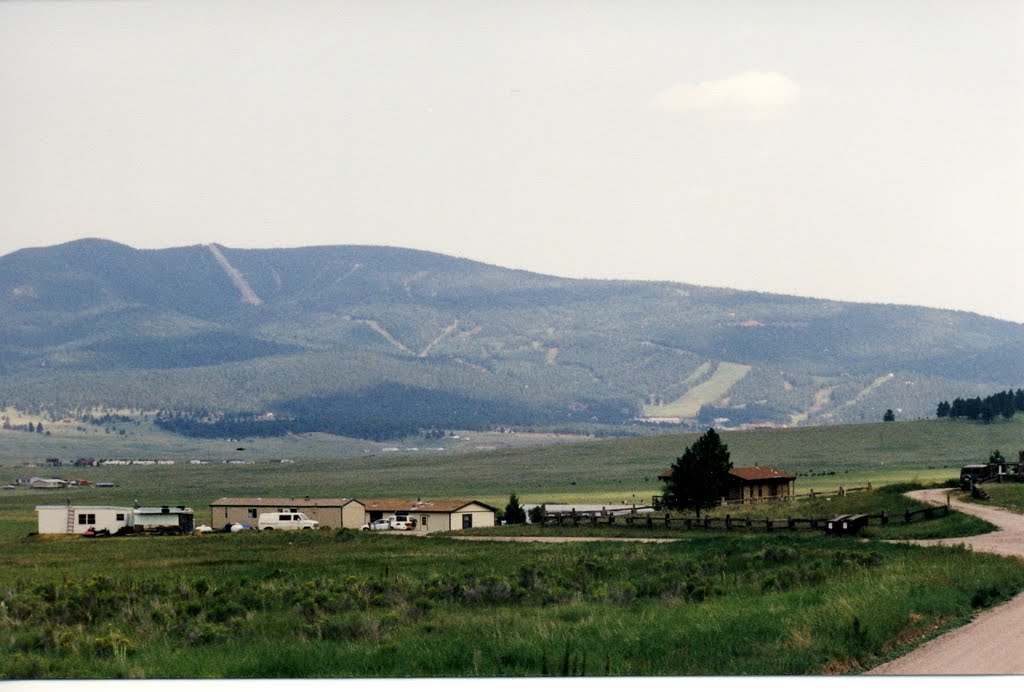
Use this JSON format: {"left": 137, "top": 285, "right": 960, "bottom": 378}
{"left": 1, "top": 418, "right": 45, "bottom": 434}
{"left": 936, "top": 389, "right": 1024, "bottom": 423}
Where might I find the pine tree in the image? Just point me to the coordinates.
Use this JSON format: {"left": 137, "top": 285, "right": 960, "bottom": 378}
{"left": 503, "top": 493, "right": 527, "bottom": 524}
{"left": 662, "top": 428, "right": 732, "bottom": 517}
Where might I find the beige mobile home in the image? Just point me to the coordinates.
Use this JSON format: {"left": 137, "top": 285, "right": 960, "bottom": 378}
{"left": 36, "top": 505, "right": 132, "bottom": 535}
{"left": 209, "top": 497, "right": 365, "bottom": 529}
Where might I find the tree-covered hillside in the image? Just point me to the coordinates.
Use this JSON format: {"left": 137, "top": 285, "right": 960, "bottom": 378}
{"left": 1, "top": 239, "right": 1021, "bottom": 436}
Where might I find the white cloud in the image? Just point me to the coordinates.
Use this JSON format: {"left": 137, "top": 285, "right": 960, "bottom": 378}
{"left": 650, "top": 70, "right": 802, "bottom": 120}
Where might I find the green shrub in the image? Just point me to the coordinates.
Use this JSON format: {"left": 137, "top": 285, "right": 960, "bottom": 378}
{"left": 2, "top": 652, "right": 52, "bottom": 679}
{"left": 94, "top": 630, "right": 134, "bottom": 659}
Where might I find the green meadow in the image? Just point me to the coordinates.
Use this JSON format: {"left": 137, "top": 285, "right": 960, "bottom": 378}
{"left": 2, "top": 417, "right": 1024, "bottom": 678}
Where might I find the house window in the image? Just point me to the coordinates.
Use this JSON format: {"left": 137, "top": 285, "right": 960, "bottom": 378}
{"left": 78, "top": 513, "right": 96, "bottom": 524}
{"left": 247, "top": 508, "right": 257, "bottom": 519}
{"left": 421, "top": 516, "right": 428, "bottom": 529}
{"left": 115, "top": 513, "right": 125, "bottom": 521}
{"left": 224, "top": 508, "right": 229, "bottom": 518}
{"left": 462, "top": 514, "right": 472, "bottom": 529}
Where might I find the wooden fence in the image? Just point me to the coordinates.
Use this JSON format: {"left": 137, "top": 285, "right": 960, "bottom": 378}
{"left": 650, "top": 484, "right": 874, "bottom": 510}
{"left": 541, "top": 504, "right": 949, "bottom": 534}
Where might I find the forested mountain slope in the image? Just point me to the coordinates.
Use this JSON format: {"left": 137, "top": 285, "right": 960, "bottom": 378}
{"left": 1, "top": 239, "right": 1020, "bottom": 436}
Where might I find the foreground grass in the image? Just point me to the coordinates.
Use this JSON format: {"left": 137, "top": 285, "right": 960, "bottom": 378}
{"left": 2, "top": 528, "right": 1022, "bottom": 678}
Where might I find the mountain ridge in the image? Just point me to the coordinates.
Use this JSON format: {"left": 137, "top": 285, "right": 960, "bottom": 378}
{"left": 1, "top": 238, "right": 1020, "bottom": 434}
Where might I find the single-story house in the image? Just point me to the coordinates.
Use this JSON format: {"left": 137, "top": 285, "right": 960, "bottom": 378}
{"left": 209, "top": 497, "right": 366, "bottom": 530}
{"left": 208, "top": 497, "right": 498, "bottom": 533}
{"left": 359, "top": 499, "right": 498, "bottom": 534}
{"left": 658, "top": 465, "right": 796, "bottom": 503}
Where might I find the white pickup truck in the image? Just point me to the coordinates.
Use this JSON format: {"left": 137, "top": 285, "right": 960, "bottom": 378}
{"left": 257, "top": 511, "right": 320, "bottom": 531}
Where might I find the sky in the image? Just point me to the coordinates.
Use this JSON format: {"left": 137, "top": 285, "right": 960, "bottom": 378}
{"left": 1, "top": 0, "right": 1022, "bottom": 323}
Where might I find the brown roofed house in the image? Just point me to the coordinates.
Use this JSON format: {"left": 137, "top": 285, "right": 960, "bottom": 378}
{"left": 658, "top": 466, "right": 796, "bottom": 504}
{"left": 210, "top": 497, "right": 498, "bottom": 533}
{"left": 209, "top": 497, "right": 365, "bottom": 530}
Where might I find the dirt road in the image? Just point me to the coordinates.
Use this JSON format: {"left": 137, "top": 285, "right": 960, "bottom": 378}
{"left": 450, "top": 536, "right": 682, "bottom": 544}
{"left": 867, "top": 488, "right": 1024, "bottom": 675}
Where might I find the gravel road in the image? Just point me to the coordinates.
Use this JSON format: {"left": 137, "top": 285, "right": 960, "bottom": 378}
{"left": 450, "top": 536, "right": 682, "bottom": 543}
{"left": 867, "top": 488, "right": 1024, "bottom": 675}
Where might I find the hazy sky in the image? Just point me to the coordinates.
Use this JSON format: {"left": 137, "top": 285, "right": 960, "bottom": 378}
{"left": 2, "top": 1, "right": 1022, "bottom": 322}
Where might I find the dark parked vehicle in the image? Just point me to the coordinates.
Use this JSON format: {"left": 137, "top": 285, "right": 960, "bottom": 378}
{"left": 960, "top": 464, "right": 991, "bottom": 490}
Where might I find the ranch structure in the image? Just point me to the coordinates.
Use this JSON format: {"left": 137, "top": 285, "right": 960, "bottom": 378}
{"left": 36, "top": 504, "right": 195, "bottom": 535}
{"left": 209, "top": 497, "right": 497, "bottom": 533}
{"left": 659, "top": 465, "right": 797, "bottom": 503}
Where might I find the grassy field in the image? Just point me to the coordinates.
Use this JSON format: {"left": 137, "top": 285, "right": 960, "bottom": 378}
{"left": 2, "top": 527, "right": 1022, "bottom": 678}
{"left": 2, "top": 417, "right": 1023, "bottom": 678}
{"left": 966, "top": 483, "right": 1024, "bottom": 515}
{"left": 3, "top": 416, "right": 1019, "bottom": 515}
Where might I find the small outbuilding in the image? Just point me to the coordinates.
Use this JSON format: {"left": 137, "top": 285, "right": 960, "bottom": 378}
{"left": 658, "top": 465, "right": 796, "bottom": 503}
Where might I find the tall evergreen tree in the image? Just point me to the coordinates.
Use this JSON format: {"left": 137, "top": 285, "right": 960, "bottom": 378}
{"left": 662, "top": 428, "right": 732, "bottom": 518}
{"left": 503, "top": 493, "right": 526, "bottom": 524}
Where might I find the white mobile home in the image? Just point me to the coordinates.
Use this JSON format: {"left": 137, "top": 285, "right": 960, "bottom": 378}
{"left": 36, "top": 505, "right": 132, "bottom": 535}
{"left": 30, "top": 478, "right": 69, "bottom": 490}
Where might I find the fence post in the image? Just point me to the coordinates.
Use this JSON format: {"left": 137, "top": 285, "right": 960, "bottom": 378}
{"left": 704, "top": 516, "right": 711, "bottom": 530}
{"left": 765, "top": 518, "right": 773, "bottom": 532}
{"left": 725, "top": 514, "right": 732, "bottom": 531}
{"left": 881, "top": 510, "right": 888, "bottom": 525}
{"left": 646, "top": 515, "right": 653, "bottom": 529}
{"left": 904, "top": 508, "right": 912, "bottom": 523}
{"left": 665, "top": 512, "right": 671, "bottom": 529}
{"left": 608, "top": 514, "right": 615, "bottom": 525}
